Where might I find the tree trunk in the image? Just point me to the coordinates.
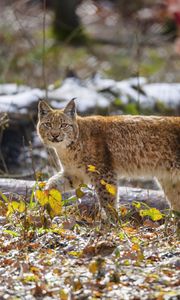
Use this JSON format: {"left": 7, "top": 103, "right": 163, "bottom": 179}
{"left": 52, "top": 0, "right": 83, "bottom": 42}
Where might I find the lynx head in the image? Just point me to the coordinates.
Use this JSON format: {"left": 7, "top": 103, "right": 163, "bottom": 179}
{"left": 37, "top": 99, "right": 79, "bottom": 147}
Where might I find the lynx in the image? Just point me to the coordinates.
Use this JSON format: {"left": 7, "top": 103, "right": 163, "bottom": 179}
{"left": 37, "top": 99, "right": 180, "bottom": 219}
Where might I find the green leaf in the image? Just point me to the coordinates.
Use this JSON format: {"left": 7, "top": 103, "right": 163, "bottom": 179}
{"left": 29, "top": 182, "right": 38, "bottom": 208}
{"left": 22, "top": 274, "right": 38, "bottom": 283}
{"left": 114, "top": 98, "right": 123, "bottom": 106}
{"left": 3, "top": 229, "right": 20, "bottom": 237}
{"left": 131, "top": 236, "right": 140, "bottom": 244}
{"left": 119, "top": 232, "right": 125, "bottom": 240}
{"left": 0, "top": 191, "right": 8, "bottom": 202}
{"left": 76, "top": 187, "right": 85, "bottom": 198}
{"left": 62, "top": 196, "right": 78, "bottom": 206}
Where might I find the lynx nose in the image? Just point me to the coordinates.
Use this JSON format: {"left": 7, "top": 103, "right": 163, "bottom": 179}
{"left": 51, "top": 131, "right": 59, "bottom": 138}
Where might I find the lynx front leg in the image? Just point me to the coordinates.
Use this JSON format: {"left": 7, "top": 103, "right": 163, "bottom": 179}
{"left": 157, "top": 178, "right": 180, "bottom": 212}
{"left": 46, "top": 171, "right": 82, "bottom": 193}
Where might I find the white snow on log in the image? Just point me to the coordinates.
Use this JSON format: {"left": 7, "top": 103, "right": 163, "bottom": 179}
{"left": 0, "top": 88, "right": 44, "bottom": 113}
{"left": 86, "top": 74, "right": 117, "bottom": 91}
{"left": 48, "top": 78, "right": 110, "bottom": 111}
{"left": 0, "top": 77, "right": 179, "bottom": 114}
{"left": 92, "top": 76, "right": 180, "bottom": 109}
{"left": 115, "top": 80, "right": 148, "bottom": 105}
{"left": 143, "top": 83, "right": 180, "bottom": 108}
{"left": 0, "top": 84, "right": 30, "bottom": 95}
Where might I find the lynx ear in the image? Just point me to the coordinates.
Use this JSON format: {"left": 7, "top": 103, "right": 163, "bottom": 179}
{"left": 38, "top": 100, "right": 52, "bottom": 118}
{"left": 64, "top": 98, "right": 76, "bottom": 118}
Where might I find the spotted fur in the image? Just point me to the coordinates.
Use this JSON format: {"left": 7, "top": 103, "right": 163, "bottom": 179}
{"left": 37, "top": 99, "right": 180, "bottom": 218}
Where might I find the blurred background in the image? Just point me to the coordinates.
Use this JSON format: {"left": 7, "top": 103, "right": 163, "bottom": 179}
{"left": 0, "top": 0, "right": 179, "bottom": 180}
{"left": 0, "top": 0, "right": 180, "bottom": 84}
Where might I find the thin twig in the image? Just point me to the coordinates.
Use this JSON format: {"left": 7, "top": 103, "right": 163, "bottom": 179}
{"left": 42, "top": 0, "right": 48, "bottom": 99}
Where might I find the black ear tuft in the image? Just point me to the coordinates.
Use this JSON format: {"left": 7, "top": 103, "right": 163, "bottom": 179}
{"left": 38, "top": 101, "right": 52, "bottom": 118}
{"left": 64, "top": 98, "right": 76, "bottom": 118}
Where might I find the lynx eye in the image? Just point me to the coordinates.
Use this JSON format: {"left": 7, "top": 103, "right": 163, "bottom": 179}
{"left": 44, "top": 122, "right": 52, "bottom": 128}
{"left": 61, "top": 123, "right": 69, "bottom": 129}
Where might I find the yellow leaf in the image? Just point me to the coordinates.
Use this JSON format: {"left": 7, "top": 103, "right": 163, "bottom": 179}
{"left": 105, "top": 183, "right": 117, "bottom": 196}
{"left": 149, "top": 208, "right": 163, "bottom": 221}
{"left": 132, "top": 243, "right": 140, "bottom": 251}
{"left": 6, "top": 201, "right": 25, "bottom": 216}
{"left": 11, "top": 201, "right": 20, "bottom": 210}
{"left": 48, "top": 189, "right": 62, "bottom": 215}
{"left": 87, "top": 165, "right": 96, "bottom": 172}
{"left": 6, "top": 204, "right": 13, "bottom": 216}
{"left": 36, "top": 188, "right": 63, "bottom": 215}
{"left": 100, "top": 179, "right": 117, "bottom": 196}
{"left": 38, "top": 181, "right": 46, "bottom": 189}
{"left": 140, "top": 208, "right": 163, "bottom": 221}
{"left": 35, "top": 190, "right": 48, "bottom": 206}
{"left": 100, "top": 180, "right": 117, "bottom": 196}
{"left": 59, "top": 289, "right": 69, "bottom": 300}
{"left": 132, "top": 201, "right": 141, "bottom": 209}
{"left": 68, "top": 251, "right": 82, "bottom": 257}
{"left": 19, "top": 201, "right": 26, "bottom": 213}
{"left": 89, "top": 261, "right": 98, "bottom": 274}
{"left": 100, "top": 179, "right": 106, "bottom": 185}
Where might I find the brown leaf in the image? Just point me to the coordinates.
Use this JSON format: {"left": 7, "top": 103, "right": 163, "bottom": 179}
{"left": 62, "top": 218, "right": 76, "bottom": 230}
{"left": 143, "top": 219, "right": 159, "bottom": 228}
{"left": 95, "top": 241, "right": 116, "bottom": 256}
{"left": 82, "top": 245, "right": 96, "bottom": 257}
{"left": 83, "top": 241, "right": 116, "bottom": 257}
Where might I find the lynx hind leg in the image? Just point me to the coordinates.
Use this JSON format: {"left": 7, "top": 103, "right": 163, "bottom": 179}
{"left": 157, "top": 178, "right": 180, "bottom": 212}
{"left": 93, "top": 173, "right": 119, "bottom": 222}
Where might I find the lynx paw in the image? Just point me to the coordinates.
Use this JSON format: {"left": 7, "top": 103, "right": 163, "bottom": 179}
{"left": 45, "top": 174, "right": 63, "bottom": 191}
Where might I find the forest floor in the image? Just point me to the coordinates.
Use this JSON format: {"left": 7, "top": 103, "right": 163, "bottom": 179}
{"left": 0, "top": 186, "right": 179, "bottom": 300}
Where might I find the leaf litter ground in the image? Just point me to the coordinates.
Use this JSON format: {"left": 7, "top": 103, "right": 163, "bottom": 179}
{"left": 0, "top": 193, "right": 179, "bottom": 300}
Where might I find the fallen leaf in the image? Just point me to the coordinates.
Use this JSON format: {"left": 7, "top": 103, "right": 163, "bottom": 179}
{"left": 76, "top": 187, "right": 85, "bottom": 198}
{"left": 120, "top": 206, "right": 128, "bottom": 216}
{"left": 89, "top": 261, "right": 98, "bottom": 274}
{"left": 131, "top": 243, "right": 140, "bottom": 251}
{"left": 140, "top": 208, "right": 163, "bottom": 221}
{"left": 59, "top": 289, "right": 69, "bottom": 300}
